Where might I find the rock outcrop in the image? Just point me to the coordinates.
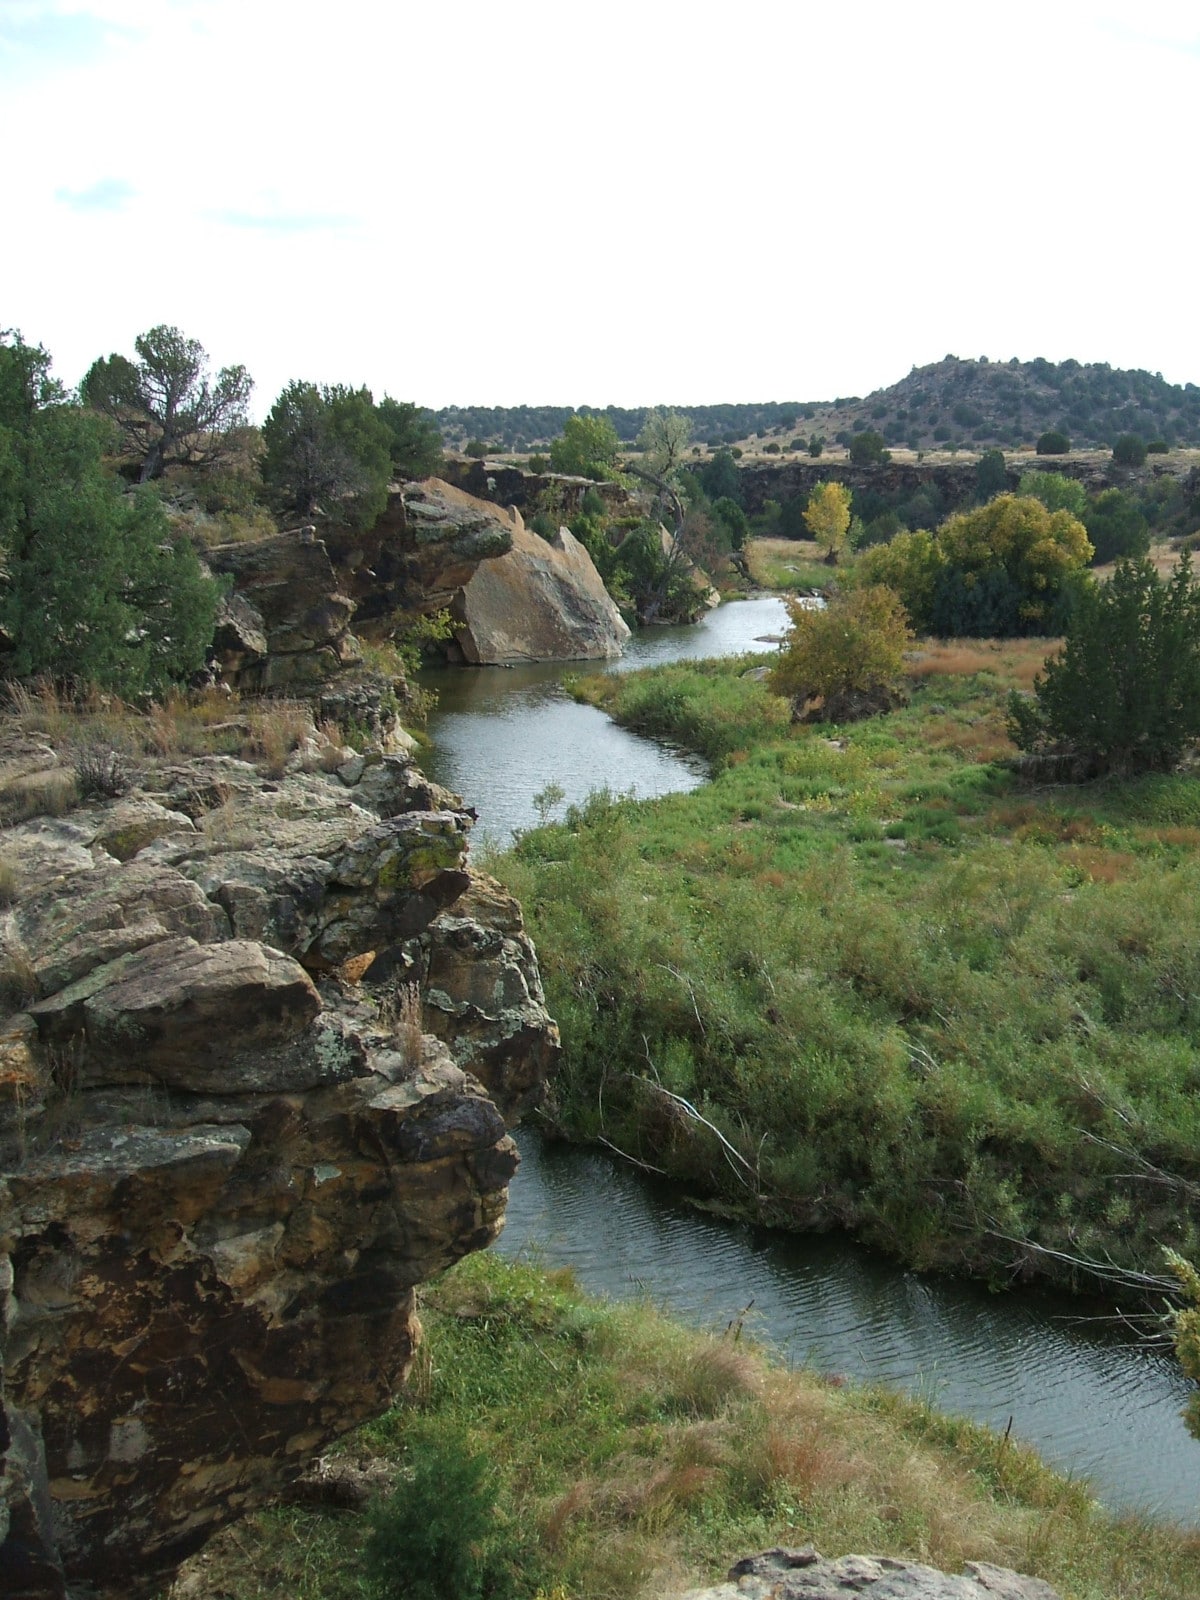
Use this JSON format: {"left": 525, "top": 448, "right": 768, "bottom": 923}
{"left": 677, "top": 1548, "right": 1061, "bottom": 1600}
{"left": 320, "top": 478, "right": 517, "bottom": 634}
{"left": 451, "top": 514, "right": 631, "bottom": 663}
{"left": 0, "top": 737, "right": 558, "bottom": 1598}
{"left": 208, "top": 479, "right": 627, "bottom": 692}
{"left": 207, "top": 532, "right": 361, "bottom": 691}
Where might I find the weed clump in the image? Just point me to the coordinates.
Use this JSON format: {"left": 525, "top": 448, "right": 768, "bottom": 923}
{"left": 72, "top": 742, "right": 132, "bottom": 799}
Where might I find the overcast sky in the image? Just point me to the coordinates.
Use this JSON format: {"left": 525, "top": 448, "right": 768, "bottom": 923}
{"left": 2, "top": 0, "right": 1197, "bottom": 417}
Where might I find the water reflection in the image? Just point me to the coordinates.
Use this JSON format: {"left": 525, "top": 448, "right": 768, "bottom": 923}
{"left": 419, "top": 597, "right": 789, "bottom": 844}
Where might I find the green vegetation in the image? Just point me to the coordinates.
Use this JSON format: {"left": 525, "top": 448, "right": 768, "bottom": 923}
{"left": 498, "top": 643, "right": 1200, "bottom": 1291}
{"left": 1009, "top": 555, "right": 1200, "bottom": 775}
{"left": 856, "top": 494, "right": 1092, "bottom": 636}
{"left": 81, "top": 323, "right": 252, "bottom": 483}
{"left": 1084, "top": 489, "right": 1150, "bottom": 565}
{"left": 769, "top": 587, "right": 911, "bottom": 721}
{"left": 848, "top": 430, "right": 890, "bottom": 465}
{"left": 262, "top": 381, "right": 393, "bottom": 529}
{"left": 176, "top": 1253, "right": 1200, "bottom": 1600}
{"left": 549, "top": 414, "right": 622, "bottom": 481}
{"left": 1016, "top": 470, "right": 1087, "bottom": 518}
{"left": 1112, "top": 434, "right": 1148, "bottom": 468}
{"left": 0, "top": 331, "right": 219, "bottom": 694}
{"left": 1036, "top": 430, "right": 1071, "bottom": 455}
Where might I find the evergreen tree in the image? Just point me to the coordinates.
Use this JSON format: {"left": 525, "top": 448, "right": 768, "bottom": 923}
{"left": 1008, "top": 554, "right": 1200, "bottom": 774}
{"left": 1, "top": 331, "right": 218, "bottom": 693}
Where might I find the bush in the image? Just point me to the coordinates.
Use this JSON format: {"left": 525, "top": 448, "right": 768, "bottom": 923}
{"left": 1147, "top": 440, "right": 1170, "bottom": 455}
{"left": 1036, "top": 429, "right": 1070, "bottom": 455}
{"left": 973, "top": 448, "right": 1008, "bottom": 502}
{"left": 769, "top": 585, "right": 912, "bottom": 719}
{"left": 73, "top": 743, "right": 132, "bottom": 800}
{"left": 1084, "top": 488, "right": 1150, "bottom": 565}
{"left": 526, "top": 453, "right": 547, "bottom": 474}
{"left": 1017, "top": 471, "right": 1087, "bottom": 517}
{"left": 465, "top": 438, "right": 489, "bottom": 458}
{"left": 848, "top": 430, "right": 890, "bottom": 466}
{"left": 364, "top": 1426, "right": 536, "bottom": 1599}
{"left": 1008, "top": 554, "right": 1200, "bottom": 775}
{"left": 808, "top": 434, "right": 825, "bottom": 457}
{"left": 1112, "top": 434, "right": 1147, "bottom": 467}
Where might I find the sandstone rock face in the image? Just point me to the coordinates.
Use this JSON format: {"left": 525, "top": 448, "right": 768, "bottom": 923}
{"left": 677, "top": 1548, "right": 1061, "bottom": 1600}
{"left": 0, "top": 746, "right": 558, "bottom": 1598}
{"left": 207, "top": 479, "right": 630, "bottom": 698}
{"left": 321, "top": 477, "right": 516, "bottom": 632}
{"left": 206, "top": 532, "right": 360, "bottom": 690}
{"left": 453, "top": 516, "right": 631, "bottom": 663}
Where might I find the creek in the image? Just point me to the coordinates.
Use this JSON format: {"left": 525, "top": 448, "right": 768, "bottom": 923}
{"left": 419, "top": 598, "right": 1197, "bottom": 1521}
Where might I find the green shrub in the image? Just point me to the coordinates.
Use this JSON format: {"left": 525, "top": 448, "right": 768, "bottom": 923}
{"left": 1147, "top": 440, "right": 1170, "bottom": 455}
{"left": 1084, "top": 488, "right": 1150, "bottom": 565}
{"left": 1112, "top": 434, "right": 1148, "bottom": 467}
{"left": 1008, "top": 554, "right": 1200, "bottom": 775}
{"left": 364, "top": 1425, "right": 538, "bottom": 1600}
{"left": 465, "top": 438, "right": 489, "bottom": 459}
{"left": 1036, "top": 429, "right": 1070, "bottom": 455}
{"left": 526, "top": 453, "right": 547, "bottom": 474}
{"left": 848, "top": 430, "right": 890, "bottom": 465}
{"left": 808, "top": 434, "right": 825, "bottom": 457}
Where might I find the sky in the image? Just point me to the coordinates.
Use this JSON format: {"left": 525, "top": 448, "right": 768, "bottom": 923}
{"left": 2, "top": 0, "right": 1198, "bottom": 417}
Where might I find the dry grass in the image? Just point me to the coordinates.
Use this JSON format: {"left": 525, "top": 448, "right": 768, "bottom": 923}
{"left": 920, "top": 713, "right": 1014, "bottom": 763}
{"left": 378, "top": 979, "right": 424, "bottom": 1064}
{"left": 906, "top": 637, "right": 1057, "bottom": 693}
{"left": 0, "top": 940, "right": 40, "bottom": 1011}
{"left": 0, "top": 767, "right": 79, "bottom": 826}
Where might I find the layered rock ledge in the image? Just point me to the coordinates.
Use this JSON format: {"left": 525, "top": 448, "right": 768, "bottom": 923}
{"left": 0, "top": 738, "right": 558, "bottom": 1598}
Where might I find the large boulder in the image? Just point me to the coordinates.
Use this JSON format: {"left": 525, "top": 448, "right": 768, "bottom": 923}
{"left": 320, "top": 477, "right": 516, "bottom": 631}
{"left": 0, "top": 744, "right": 558, "bottom": 1598}
{"left": 452, "top": 515, "right": 631, "bottom": 663}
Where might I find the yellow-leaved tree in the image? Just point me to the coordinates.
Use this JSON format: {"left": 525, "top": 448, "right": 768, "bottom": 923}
{"left": 1164, "top": 1250, "right": 1200, "bottom": 1438}
{"left": 803, "top": 481, "right": 852, "bottom": 562}
{"left": 769, "top": 585, "right": 912, "bottom": 722}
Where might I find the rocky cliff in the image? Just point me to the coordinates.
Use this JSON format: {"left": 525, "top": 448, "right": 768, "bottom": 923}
{"left": 736, "top": 454, "right": 1196, "bottom": 518}
{"left": 0, "top": 728, "right": 558, "bottom": 1598}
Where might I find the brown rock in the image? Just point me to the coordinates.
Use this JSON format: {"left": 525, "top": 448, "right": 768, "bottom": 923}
{"left": 452, "top": 516, "right": 631, "bottom": 663}
{"left": 0, "top": 742, "right": 558, "bottom": 1597}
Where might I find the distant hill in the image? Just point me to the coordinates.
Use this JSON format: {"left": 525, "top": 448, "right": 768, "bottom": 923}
{"left": 430, "top": 357, "right": 1200, "bottom": 454}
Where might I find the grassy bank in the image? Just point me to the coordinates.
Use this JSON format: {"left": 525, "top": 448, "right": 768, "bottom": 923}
{"left": 170, "top": 1254, "right": 1200, "bottom": 1600}
{"left": 495, "top": 644, "right": 1200, "bottom": 1289}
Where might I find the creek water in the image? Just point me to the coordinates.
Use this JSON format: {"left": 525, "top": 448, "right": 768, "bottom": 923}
{"left": 418, "top": 598, "right": 1198, "bottom": 1522}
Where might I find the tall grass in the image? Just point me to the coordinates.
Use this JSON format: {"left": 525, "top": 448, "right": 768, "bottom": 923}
{"left": 499, "top": 646, "right": 1200, "bottom": 1289}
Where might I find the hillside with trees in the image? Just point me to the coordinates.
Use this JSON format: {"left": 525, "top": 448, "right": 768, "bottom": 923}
{"left": 432, "top": 356, "right": 1200, "bottom": 455}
